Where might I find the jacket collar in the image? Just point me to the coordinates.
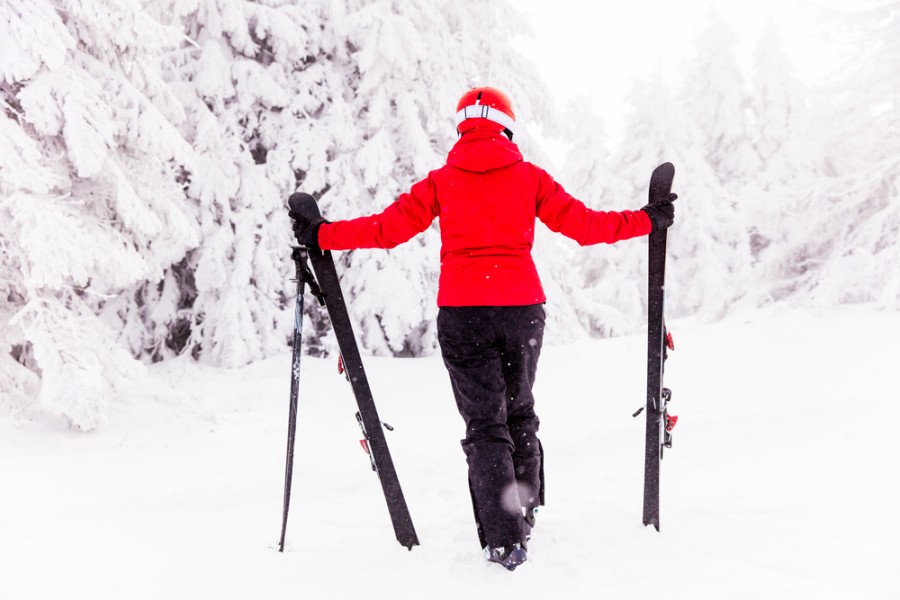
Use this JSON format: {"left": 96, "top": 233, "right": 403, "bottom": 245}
{"left": 446, "top": 128, "right": 523, "bottom": 173}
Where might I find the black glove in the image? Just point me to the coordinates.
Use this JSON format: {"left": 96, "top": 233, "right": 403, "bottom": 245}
{"left": 288, "top": 210, "right": 327, "bottom": 248}
{"left": 641, "top": 193, "right": 677, "bottom": 232}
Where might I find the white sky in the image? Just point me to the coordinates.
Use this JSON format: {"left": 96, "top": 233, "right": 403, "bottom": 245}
{"left": 511, "top": 0, "right": 858, "bottom": 149}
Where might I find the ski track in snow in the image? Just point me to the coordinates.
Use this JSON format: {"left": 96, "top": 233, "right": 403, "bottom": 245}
{"left": 1, "top": 306, "right": 898, "bottom": 600}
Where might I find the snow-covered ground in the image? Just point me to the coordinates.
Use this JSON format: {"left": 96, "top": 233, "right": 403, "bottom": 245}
{"left": 1, "top": 306, "right": 897, "bottom": 599}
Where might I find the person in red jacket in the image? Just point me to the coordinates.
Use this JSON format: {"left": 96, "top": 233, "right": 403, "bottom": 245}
{"left": 290, "top": 86, "right": 675, "bottom": 571}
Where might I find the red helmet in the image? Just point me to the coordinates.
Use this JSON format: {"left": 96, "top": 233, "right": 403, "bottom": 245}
{"left": 455, "top": 86, "right": 516, "bottom": 138}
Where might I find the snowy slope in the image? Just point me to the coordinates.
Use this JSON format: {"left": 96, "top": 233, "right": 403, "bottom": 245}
{"left": 1, "top": 306, "right": 898, "bottom": 600}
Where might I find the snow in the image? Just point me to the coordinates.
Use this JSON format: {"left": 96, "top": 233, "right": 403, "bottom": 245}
{"left": 2, "top": 2, "right": 898, "bottom": 595}
{"left": 2, "top": 305, "right": 897, "bottom": 599}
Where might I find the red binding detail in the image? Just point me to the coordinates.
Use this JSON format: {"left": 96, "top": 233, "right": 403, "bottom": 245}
{"left": 666, "top": 414, "right": 678, "bottom": 432}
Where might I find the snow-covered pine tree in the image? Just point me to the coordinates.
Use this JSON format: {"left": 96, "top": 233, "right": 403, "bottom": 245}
{"left": 769, "top": 3, "right": 900, "bottom": 308}
{"left": 558, "top": 97, "right": 645, "bottom": 337}
{"left": 306, "top": 0, "right": 450, "bottom": 356}
{"left": 299, "top": 0, "right": 556, "bottom": 356}
{"left": 136, "top": 0, "right": 339, "bottom": 367}
{"left": 745, "top": 18, "right": 824, "bottom": 303}
{"left": 683, "top": 9, "right": 761, "bottom": 189}
{"left": 0, "top": 0, "right": 197, "bottom": 429}
{"left": 750, "top": 19, "right": 815, "bottom": 192}
{"left": 670, "top": 11, "right": 758, "bottom": 316}
{"left": 1, "top": 0, "right": 578, "bottom": 430}
{"left": 614, "top": 71, "right": 752, "bottom": 318}
{"left": 136, "top": 0, "right": 562, "bottom": 362}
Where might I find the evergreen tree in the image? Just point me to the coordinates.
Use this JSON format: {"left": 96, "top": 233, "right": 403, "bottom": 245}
{"left": 750, "top": 18, "right": 814, "bottom": 192}
{"left": 137, "top": 0, "right": 559, "bottom": 361}
{"left": 1, "top": 0, "right": 564, "bottom": 428}
{"left": 673, "top": 10, "right": 760, "bottom": 314}
{"left": 683, "top": 10, "right": 761, "bottom": 189}
{"left": 766, "top": 3, "right": 900, "bottom": 308}
{"left": 306, "top": 0, "right": 554, "bottom": 355}
{"left": 1, "top": 0, "right": 196, "bottom": 429}
{"left": 744, "top": 18, "right": 833, "bottom": 308}
{"left": 136, "top": 0, "right": 333, "bottom": 366}
{"left": 615, "top": 72, "right": 752, "bottom": 318}
{"left": 559, "top": 97, "right": 644, "bottom": 337}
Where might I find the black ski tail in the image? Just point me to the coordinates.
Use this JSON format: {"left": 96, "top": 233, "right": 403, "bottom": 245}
{"left": 642, "top": 162, "right": 675, "bottom": 531}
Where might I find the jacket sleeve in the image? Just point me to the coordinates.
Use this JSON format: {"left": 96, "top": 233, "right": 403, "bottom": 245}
{"left": 534, "top": 167, "right": 652, "bottom": 245}
{"left": 318, "top": 175, "right": 439, "bottom": 250}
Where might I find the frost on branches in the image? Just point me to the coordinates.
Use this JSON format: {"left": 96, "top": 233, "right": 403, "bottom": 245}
{"left": 758, "top": 4, "right": 900, "bottom": 309}
{"left": 141, "top": 0, "right": 557, "bottom": 360}
{"left": 301, "top": 0, "right": 555, "bottom": 355}
{"left": 2, "top": 2, "right": 898, "bottom": 430}
{"left": 0, "top": 0, "right": 558, "bottom": 427}
{"left": 558, "top": 98, "right": 645, "bottom": 338}
{"left": 1, "top": 0, "right": 196, "bottom": 429}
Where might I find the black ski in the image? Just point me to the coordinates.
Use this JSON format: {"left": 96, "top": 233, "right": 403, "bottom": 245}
{"left": 287, "top": 193, "right": 420, "bottom": 550}
{"left": 640, "top": 162, "right": 676, "bottom": 531}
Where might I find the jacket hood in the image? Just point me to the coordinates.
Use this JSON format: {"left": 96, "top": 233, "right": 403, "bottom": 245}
{"left": 446, "top": 127, "right": 523, "bottom": 173}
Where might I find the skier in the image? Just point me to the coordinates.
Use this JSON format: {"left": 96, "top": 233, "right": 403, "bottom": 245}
{"left": 289, "top": 86, "right": 676, "bottom": 571}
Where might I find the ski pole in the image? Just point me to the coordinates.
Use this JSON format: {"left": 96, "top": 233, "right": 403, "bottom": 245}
{"left": 279, "top": 246, "right": 318, "bottom": 552}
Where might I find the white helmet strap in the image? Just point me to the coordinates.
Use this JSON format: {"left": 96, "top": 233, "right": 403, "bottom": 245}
{"left": 455, "top": 104, "right": 516, "bottom": 135}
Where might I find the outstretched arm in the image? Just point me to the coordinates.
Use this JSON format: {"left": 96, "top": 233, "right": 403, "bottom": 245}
{"left": 535, "top": 168, "right": 653, "bottom": 245}
{"left": 315, "top": 176, "right": 440, "bottom": 250}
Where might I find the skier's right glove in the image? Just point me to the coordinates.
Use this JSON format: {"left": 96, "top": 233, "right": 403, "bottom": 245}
{"left": 289, "top": 210, "right": 327, "bottom": 249}
{"left": 641, "top": 193, "right": 677, "bottom": 232}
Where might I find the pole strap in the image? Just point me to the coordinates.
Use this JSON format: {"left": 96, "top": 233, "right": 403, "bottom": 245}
{"left": 292, "top": 247, "right": 324, "bottom": 305}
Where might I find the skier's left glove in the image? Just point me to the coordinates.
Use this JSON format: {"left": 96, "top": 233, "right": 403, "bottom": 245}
{"left": 289, "top": 211, "right": 327, "bottom": 249}
{"left": 641, "top": 193, "right": 677, "bottom": 232}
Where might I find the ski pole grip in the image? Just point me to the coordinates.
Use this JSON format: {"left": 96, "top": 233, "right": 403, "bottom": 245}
{"left": 288, "top": 192, "right": 323, "bottom": 220}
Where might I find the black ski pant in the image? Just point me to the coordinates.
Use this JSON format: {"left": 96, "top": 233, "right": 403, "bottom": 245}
{"left": 437, "top": 304, "right": 545, "bottom": 549}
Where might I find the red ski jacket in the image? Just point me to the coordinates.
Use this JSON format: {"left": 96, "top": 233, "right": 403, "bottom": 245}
{"left": 318, "top": 127, "right": 651, "bottom": 306}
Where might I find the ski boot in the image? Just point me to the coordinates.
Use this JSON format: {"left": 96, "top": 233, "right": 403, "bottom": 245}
{"left": 486, "top": 543, "right": 527, "bottom": 571}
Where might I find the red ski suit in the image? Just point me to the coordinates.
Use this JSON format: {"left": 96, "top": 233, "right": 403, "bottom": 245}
{"left": 318, "top": 127, "right": 651, "bottom": 306}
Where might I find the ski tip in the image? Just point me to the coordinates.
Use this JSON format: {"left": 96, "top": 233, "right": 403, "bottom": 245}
{"left": 648, "top": 162, "right": 675, "bottom": 204}
{"left": 287, "top": 192, "right": 321, "bottom": 219}
{"left": 653, "top": 162, "right": 675, "bottom": 177}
